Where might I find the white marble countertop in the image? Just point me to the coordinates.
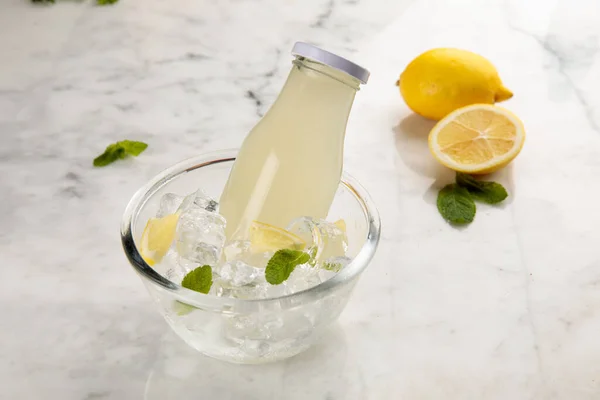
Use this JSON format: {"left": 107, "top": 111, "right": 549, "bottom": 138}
{"left": 2, "top": 0, "right": 600, "bottom": 398}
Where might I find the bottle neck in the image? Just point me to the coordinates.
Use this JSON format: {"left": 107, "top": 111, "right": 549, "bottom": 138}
{"left": 263, "top": 58, "right": 360, "bottom": 134}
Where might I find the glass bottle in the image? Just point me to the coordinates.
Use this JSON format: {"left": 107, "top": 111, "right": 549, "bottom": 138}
{"left": 219, "top": 42, "right": 369, "bottom": 239}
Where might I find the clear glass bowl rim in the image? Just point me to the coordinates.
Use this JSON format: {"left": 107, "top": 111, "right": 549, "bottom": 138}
{"left": 120, "top": 149, "right": 381, "bottom": 312}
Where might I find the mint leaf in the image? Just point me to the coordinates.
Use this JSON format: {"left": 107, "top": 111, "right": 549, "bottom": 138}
{"left": 181, "top": 265, "right": 213, "bottom": 294}
{"left": 437, "top": 184, "right": 476, "bottom": 225}
{"left": 265, "top": 249, "right": 310, "bottom": 285}
{"left": 93, "top": 140, "right": 148, "bottom": 167}
{"left": 456, "top": 173, "right": 508, "bottom": 204}
{"left": 119, "top": 140, "right": 148, "bottom": 156}
{"left": 93, "top": 143, "right": 125, "bottom": 166}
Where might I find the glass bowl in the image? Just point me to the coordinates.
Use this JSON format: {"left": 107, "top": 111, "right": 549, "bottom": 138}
{"left": 121, "top": 150, "right": 380, "bottom": 364}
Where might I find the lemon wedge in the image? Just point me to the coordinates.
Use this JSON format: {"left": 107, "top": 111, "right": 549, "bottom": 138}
{"left": 249, "top": 221, "right": 306, "bottom": 253}
{"left": 428, "top": 104, "right": 525, "bottom": 174}
{"left": 140, "top": 213, "right": 180, "bottom": 266}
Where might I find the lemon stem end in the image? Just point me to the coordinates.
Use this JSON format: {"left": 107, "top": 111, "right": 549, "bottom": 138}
{"left": 495, "top": 86, "right": 513, "bottom": 102}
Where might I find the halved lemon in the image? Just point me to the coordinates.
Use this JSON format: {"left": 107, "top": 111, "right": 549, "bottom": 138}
{"left": 140, "top": 213, "right": 180, "bottom": 266}
{"left": 428, "top": 104, "right": 525, "bottom": 174}
{"left": 249, "top": 221, "right": 306, "bottom": 253}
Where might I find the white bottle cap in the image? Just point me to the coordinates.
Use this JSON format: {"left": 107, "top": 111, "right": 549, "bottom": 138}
{"left": 291, "top": 42, "right": 370, "bottom": 84}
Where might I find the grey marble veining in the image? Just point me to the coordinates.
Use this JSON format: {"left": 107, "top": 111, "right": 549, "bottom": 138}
{"left": 1, "top": 0, "right": 600, "bottom": 398}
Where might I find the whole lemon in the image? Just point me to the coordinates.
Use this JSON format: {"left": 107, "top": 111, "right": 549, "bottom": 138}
{"left": 398, "top": 48, "right": 513, "bottom": 121}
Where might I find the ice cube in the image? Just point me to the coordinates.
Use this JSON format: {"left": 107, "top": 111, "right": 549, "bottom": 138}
{"left": 178, "top": 189, "right": 218, "bottom": 213}
{"left": 151, "top": 249, "right": 177, "bottom": 278}
{"left": 213, "top": 280, "right": 271, "bottom": 300}
{"left": 176, "top": 253, "right": 202, "bottom": 275}
{"left": 156, "top": 193, "right": 185, "bottom": 218}
{"left": 286, "top": 217, "right": 321, "bottom": 246}
{"left": 223, "top": 240, "right": 251, "bottom": 261}
{"left": 316, "top": 219, "right": 348, "bottom": 260}
{"left": 286, "top": 217, "right": 322, "bottom": 264}
{"left": 224, "top": 314, "right": 270, "bottom": 346}
{"left": 284, "top": 263, "right": 322, "bottom": 295}
{"left": 281, "top": 254, "right": 347, "bottom": 295}
{"left": 223, "top": 240, "right": 272, "bottom": 269}
{"left": 149, "top": 249, "right": 199, "bottom": 283}
{"left": 216, "top": 260, "right": 261, "bottom": 287}
{"left": 158, "top": 250, "right": 186, "bottom": 281}
{"left": 176, "top": 208, "right": 226, "bottom": 265}
{"left": 286, "top": 217, "right": 348, "bottom": 263}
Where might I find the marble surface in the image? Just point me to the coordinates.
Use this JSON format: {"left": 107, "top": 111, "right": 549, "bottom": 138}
{"left": 2, "top": 0, "right": 600, "bottom": 398}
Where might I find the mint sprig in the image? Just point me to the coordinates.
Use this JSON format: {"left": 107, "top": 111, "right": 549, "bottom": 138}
{"left": 181, "top": 265, "right": 213, "bottom": 294}
{"left": 265, "top": 249, "right": 310, "bottom": 285}
{"left": 93, "top": 140, "right": 148, "bottom": 167}
{"left": 437, "top": 184, "right": 476, "bottom": 224}
{"left": 437, "top": 173, "right": 509, "bottom": 225}
{"left": 456, "top": 173, "right": 508, "bottom": 204}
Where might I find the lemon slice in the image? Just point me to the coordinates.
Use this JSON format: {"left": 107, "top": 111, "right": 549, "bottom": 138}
{"left": 333, "top": 219, "right": 346, "bottom": 232}
{"left": 428, "top": 104, "right": 525, "bottom": 174}
{"left": 140, "top": 213, "right": 180, "bottom": 266}
{"left": 249, "top": 221, "right": 306, "bottom": 253}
